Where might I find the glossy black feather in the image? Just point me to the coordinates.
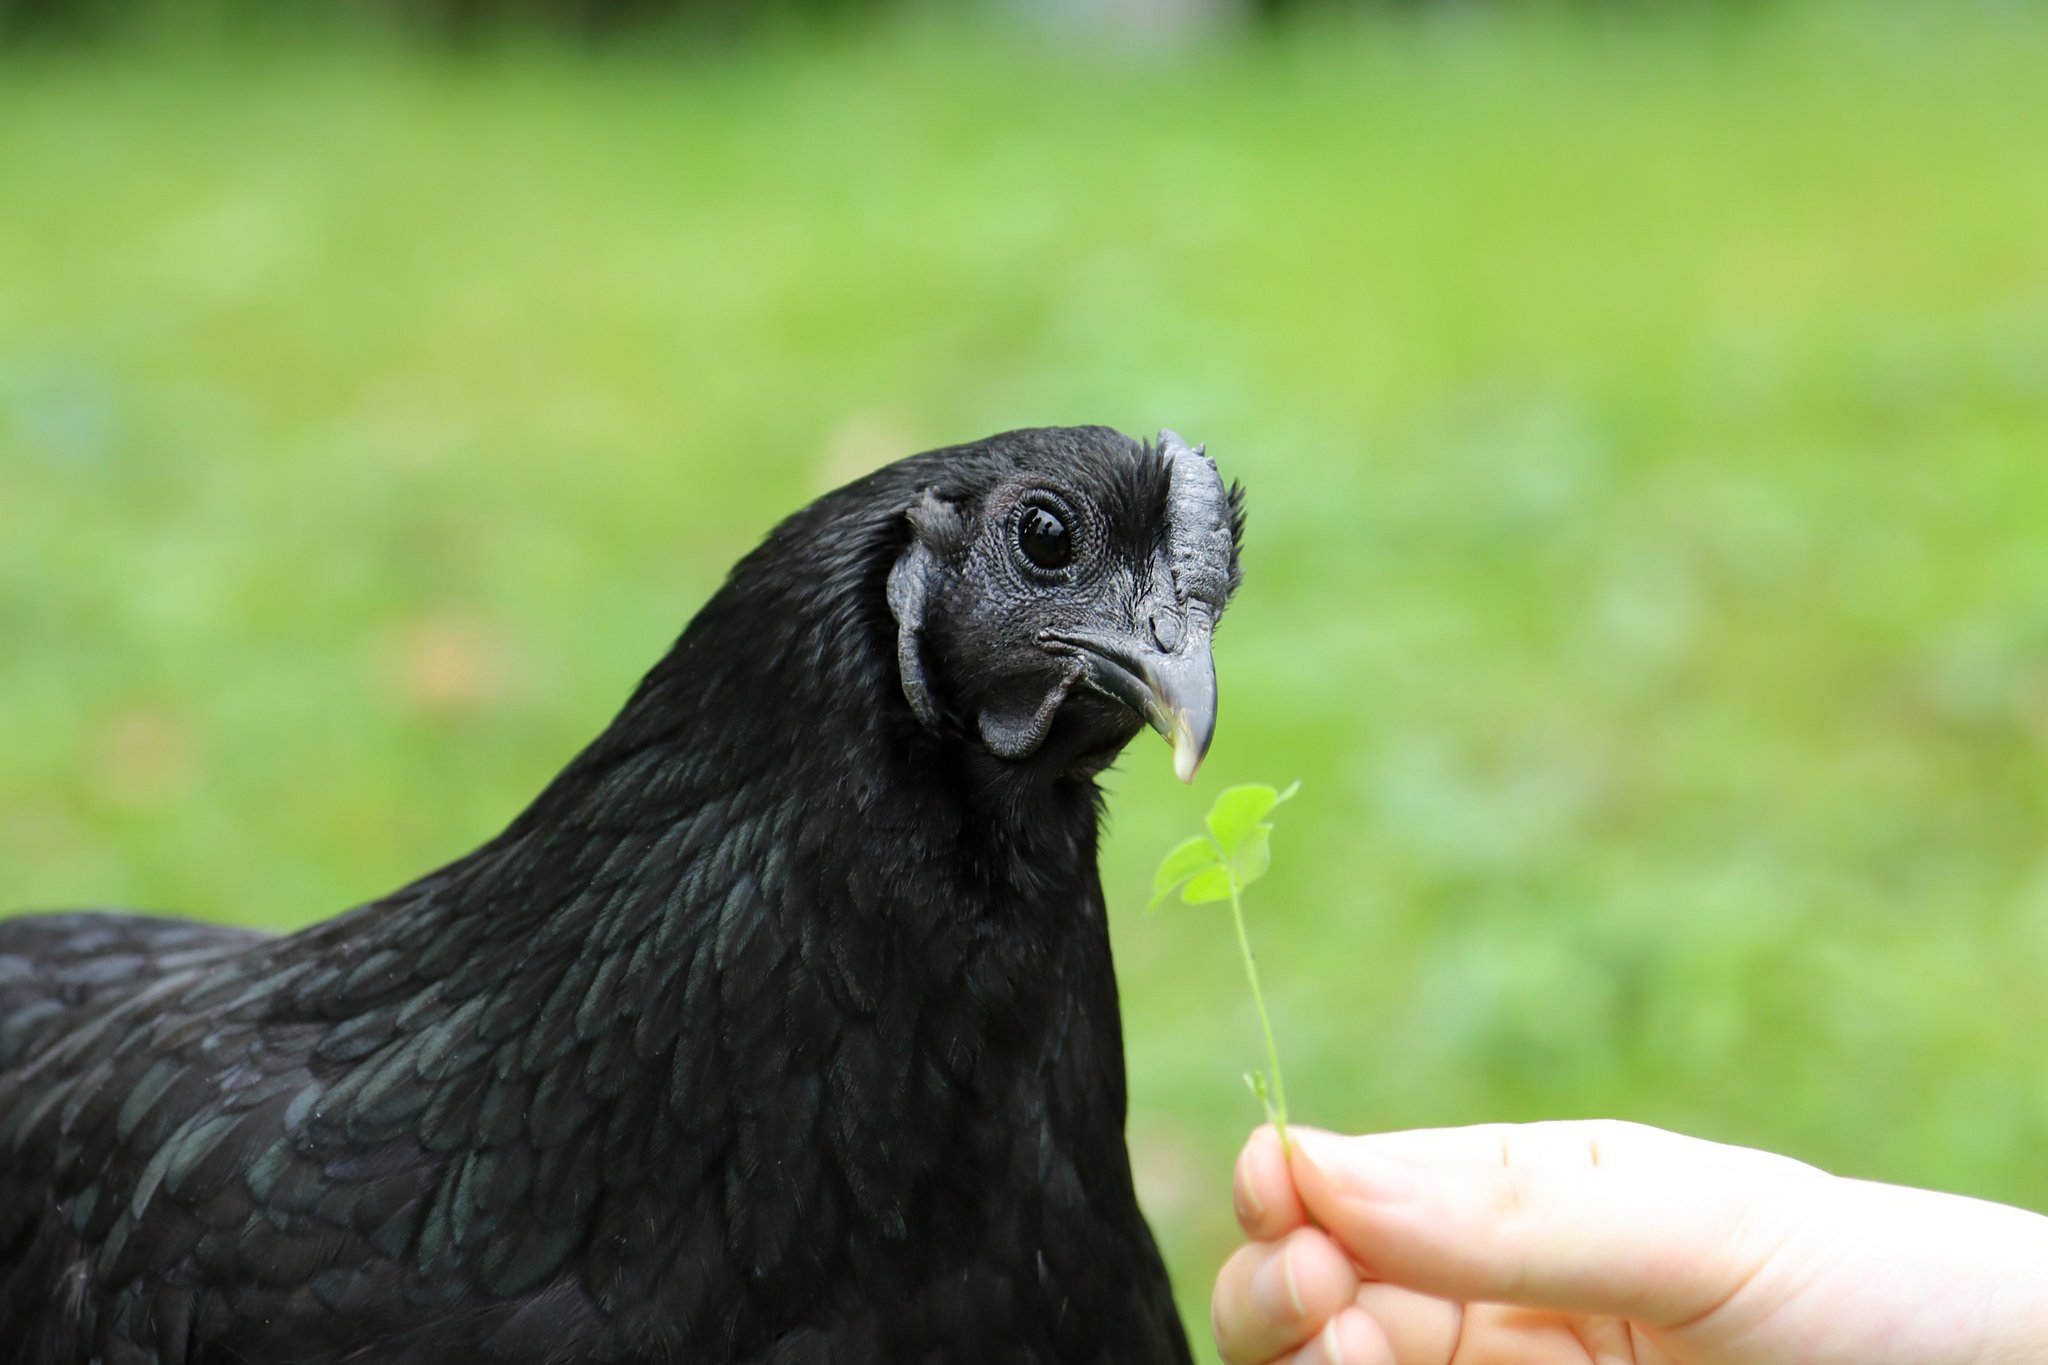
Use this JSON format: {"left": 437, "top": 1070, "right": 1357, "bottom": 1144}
{"left": 1, "top": 426, "right": 1239, "bottom": 1364}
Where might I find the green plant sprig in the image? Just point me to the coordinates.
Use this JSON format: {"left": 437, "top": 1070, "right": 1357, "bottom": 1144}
{"left": 1150, "top": 780, "right": 1299, "bottom": 1154}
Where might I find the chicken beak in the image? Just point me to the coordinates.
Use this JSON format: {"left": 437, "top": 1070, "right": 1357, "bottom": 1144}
{"left": 1048, "top": 626, "right": 1219, "bottom": 784}
{"left": 1147, "top": 644, "right": 1219, "bottom": 784}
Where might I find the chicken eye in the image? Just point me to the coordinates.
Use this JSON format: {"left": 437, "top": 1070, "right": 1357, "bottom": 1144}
{"left": 1017, "top": 503, "right": 1072, "bottom": 572}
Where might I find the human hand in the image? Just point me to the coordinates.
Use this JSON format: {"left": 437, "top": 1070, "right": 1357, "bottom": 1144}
{"left": 1213, "top": 1120, "right": 2048, "bottom": 1365}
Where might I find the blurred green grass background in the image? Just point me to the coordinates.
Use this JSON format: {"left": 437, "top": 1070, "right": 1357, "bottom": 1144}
{"left": 5, "top": 3, "right": 2048, "bottom": 1352}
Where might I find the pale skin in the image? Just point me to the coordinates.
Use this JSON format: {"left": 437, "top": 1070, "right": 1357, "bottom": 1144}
{"left": 1212, "top": 1121, "right": 2048, "bottom": 1365}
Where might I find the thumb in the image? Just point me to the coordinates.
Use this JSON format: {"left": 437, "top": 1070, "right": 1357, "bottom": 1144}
{"left": 1286, "top": 1125, "right": 1804, "bottom": 1329}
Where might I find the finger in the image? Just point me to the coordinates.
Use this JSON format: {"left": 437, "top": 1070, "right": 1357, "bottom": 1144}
{"left": 1315, "top": 1291, "right": 1657, "bottom": 1365}
{"left": 1312, "top": 1121, "right": 1823, "bottom": 1181}
{"left": 1291, "top": 1307, "right": 1397, "bottom": 1365}
{"left": 1212, "top": 1227, "right": 1362, "bottom": 1365}
{"left": 1350, "top": 1282, "right": 1461, "bottom": 1363}
{"left": 1288, "top": 1128, "right": 1797, "bottom": 1328}
{"left": 1237, "top": 1124, "right": 1311, "bottom": 1240}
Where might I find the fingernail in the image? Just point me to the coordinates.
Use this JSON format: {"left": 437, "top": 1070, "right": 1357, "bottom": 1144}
{"left": 1295, "top": 1130, "right": 1415, "bottom": 1202}
{"left": 1251, "top": 1243, "right": 1305, "bottom": 1322}
{"left": 1317, "top": 1314, "right": 1349, "bottom": 1365}
{"left": 1234, "top": 1160, "right": 1266, "bottom": 1223}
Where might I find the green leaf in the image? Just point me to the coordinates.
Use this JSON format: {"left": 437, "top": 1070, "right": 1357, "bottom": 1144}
{"left": 1141, "top": 778, "right": 1299, "bottom": 1153}
{"left": 1180, "top": 865, "right": 1237, "bottom": 905}
{"left": 1228, "top": 825, "right": 1272, "bottom": 889}
{"left": 1150, "top": 835, "right": 1221, "bottom": 909}
{"left": 1205, "top": 783, "right": 1282, "bottom": 856}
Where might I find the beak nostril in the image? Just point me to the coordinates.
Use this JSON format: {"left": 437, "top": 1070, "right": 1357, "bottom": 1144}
{"left": 1149, "top": 609, "right": 1184, "bottom": 654}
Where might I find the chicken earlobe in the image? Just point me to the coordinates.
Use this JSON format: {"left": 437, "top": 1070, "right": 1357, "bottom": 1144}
{"left": 885, "top": 488, "right": 972, "bottom": 733}
{"left": 885, "top": 537, "right": 941, "bottom": 731}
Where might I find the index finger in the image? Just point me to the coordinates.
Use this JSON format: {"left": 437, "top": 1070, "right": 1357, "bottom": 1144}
{"left": 1284, "top": 1126, "right": 1801, "bottom": 1326}
{"left": 1324, "top": 1120, "right": 1825, "bottom": 1180}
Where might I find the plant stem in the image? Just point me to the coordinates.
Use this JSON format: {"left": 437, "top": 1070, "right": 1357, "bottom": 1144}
{"left": 1227, "top": 871, "right": 1289, "bottom": 1153}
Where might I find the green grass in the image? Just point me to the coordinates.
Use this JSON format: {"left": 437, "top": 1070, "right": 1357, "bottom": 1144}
{"left": 5, "top": 4, "right": 2048, "bottom": 1353}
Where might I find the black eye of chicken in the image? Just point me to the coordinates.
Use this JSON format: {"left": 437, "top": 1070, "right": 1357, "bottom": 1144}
{"left": 0, "top": 425, "right": 1245, "bottom": 1365}
{"left": 1016, "top": 500, "right": 1073, "bottom": 571}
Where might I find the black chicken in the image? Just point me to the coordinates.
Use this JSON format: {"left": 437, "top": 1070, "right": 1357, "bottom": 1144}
{"left": 0, "top": 425, "right": 1244, "bottom": 1364}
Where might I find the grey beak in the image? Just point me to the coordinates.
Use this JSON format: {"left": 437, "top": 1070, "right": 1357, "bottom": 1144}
{"left": 1045, "top": 625, "right": 1218, "bottom": 783}
{"left": 1137, "top": 641, "right": 1218, "bottom": 783}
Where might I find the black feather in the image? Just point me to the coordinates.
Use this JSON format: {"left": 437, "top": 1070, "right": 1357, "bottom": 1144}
{"left": 1, "top": 426, "right": 1238, "bottom": 1364}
